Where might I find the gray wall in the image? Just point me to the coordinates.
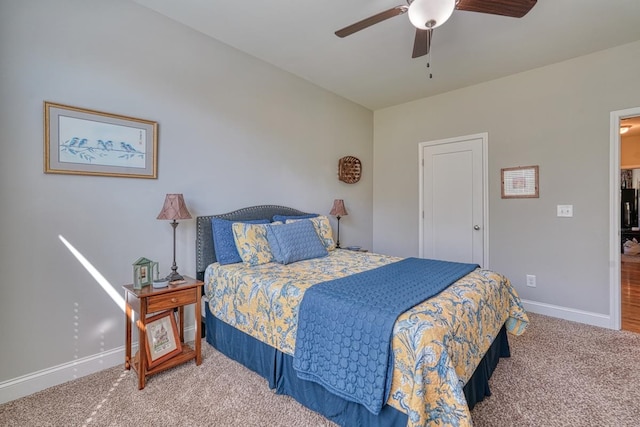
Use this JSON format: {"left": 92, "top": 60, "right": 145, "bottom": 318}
{"left": 373, "top": 40, "right": 640, "bottom": 317}
{"left": 0, "top": 0, "right": 373, "bottom": 384}
{"left": 4, "top": 0, "right": 640, "bottom": 401}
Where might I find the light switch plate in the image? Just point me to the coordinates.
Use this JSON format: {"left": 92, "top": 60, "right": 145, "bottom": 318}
{"left": 557, "top": 205, "right": 573, "bottom": 217}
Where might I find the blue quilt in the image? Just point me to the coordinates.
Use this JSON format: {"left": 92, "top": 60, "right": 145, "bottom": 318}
{"left": 292, "top": 257, "right": 479, "bottom": 415}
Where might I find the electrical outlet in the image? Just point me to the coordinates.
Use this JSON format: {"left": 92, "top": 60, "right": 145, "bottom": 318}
{"left": 526, "top": 275, "right": 536, "bottom": 287}
{"left": 557, "top": 205, "right": 573, "bottom": 217}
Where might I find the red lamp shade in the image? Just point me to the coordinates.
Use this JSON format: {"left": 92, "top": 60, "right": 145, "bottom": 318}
{"left": 157, "top": 194, "right": 192, "bottom": 220}
{"left": 329, "top": 199, "right": 348, "bottom": 218}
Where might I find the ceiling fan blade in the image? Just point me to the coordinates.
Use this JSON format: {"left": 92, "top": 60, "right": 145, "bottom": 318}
{"left": 412, "top": 29, "right": 432, "bottom": 58}
{"left": 335, "top": 5, "right": 408, "bottom": 38}
{"left": 455, "top": 0, "right": 537, "bottom": 18}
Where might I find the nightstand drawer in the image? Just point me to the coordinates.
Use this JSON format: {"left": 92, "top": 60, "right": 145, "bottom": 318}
{"left": 147, "top": 289, "right": 196, "bottom": 312}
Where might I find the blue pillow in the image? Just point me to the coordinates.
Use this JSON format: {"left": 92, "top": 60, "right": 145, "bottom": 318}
{"left": 212, "top": 217, "right": 270, "bottom": 265}
{"left": 272, "top": 213, "right": 318, "bottom": 223}
{"left": 266, "top": 220, "right": 328, "bottom": 265}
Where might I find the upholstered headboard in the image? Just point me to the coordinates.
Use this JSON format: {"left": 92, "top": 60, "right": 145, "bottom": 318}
{"left": 195, "top": 205, "right": 311, "bottom": 281}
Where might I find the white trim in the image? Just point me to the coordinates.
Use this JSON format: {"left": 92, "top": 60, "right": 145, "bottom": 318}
{"left": 418, "top": 133, "right": 489, "bottom": 268}
{"left": 609, "top": 107, "right": 640, "bottom": 330}
{"left": 522, "top": 299, "right": 612, "bottom": 329}
{"left": 482, "top": 134, "right": 489, "bottom": 268}
{"left": 0, "top": 347, "right": 126, "bottom": 405}
{"left": 0, "top": 326, "right": 196, "bottom": 404}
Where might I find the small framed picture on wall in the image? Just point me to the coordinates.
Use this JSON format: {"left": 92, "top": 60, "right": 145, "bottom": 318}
{"left": 501, "top": 165, "right": 539, "bottom": 199}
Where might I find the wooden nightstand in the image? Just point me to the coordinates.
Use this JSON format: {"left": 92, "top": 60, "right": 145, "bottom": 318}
{"left": 123, "top": 276, "right": 204, "bottom": 389}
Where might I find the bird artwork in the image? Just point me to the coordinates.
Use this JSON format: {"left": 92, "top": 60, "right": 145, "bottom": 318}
{"left": 97, "top": 140, "right": 115, "bottom": 151}
{"left": 58, "top": 135, "right": 145, "bottom": 167}
{"left": 61, "top": 136, "right": 95, "bottom": 162}
{"left": 120, "top": 142, "right": 137, "bottom": 152}
{"left": 118, "top": 141, "right": 143, "bottom": 161}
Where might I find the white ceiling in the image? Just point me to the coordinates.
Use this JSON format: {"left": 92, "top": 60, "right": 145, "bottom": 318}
{"left": 133, "top": 0, "right": 640, "bottom": 110}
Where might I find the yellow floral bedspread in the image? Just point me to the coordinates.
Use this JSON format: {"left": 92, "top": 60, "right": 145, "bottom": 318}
{"left": 205, "top": 250, "right": 528, "bottom": 427}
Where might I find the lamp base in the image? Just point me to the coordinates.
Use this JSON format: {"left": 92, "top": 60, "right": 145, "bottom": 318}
{"left": 153, "top": 279, "right": 169, "bottom": 288}
{"left": 165, "top": 271, "right": 184, "bottom": 282}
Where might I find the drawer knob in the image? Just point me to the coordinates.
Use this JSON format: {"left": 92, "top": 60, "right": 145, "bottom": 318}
{"left": 171, "top": 297, "right": 178, "bottom": 303}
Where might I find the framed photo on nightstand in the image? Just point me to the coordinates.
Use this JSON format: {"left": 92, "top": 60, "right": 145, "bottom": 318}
{"left": 145, "top": 311, "right": 181, "bottom": 368}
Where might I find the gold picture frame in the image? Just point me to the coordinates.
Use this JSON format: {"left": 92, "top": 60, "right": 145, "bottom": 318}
{"left": 501, "top": 165, "right": 539, "bottom": 199}
{"left": 44, "top": 101, "right": 158, "bottom": 178}
{"left": 145, "top": 311, "right": 182, "bottom": 368}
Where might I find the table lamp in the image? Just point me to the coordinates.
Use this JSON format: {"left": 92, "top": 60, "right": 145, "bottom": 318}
{"left": 329, "top": 199, "right": 348, "bottom": 249}
{"left": 157, "top": 194, "right": 192, "bottom": 281}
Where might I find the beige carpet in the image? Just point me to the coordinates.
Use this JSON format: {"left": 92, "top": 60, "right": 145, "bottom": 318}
{"left": 1, "top": 313, "right": 639, "bottom": 427}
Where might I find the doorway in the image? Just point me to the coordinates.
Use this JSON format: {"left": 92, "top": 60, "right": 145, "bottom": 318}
{"left": 610, "top": 108, "right": 640, "bottom": 333}
{"left": 418, "top": 133, "right": 488, "bottom": 267}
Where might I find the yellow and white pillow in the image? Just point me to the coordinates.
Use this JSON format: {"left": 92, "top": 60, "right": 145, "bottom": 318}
{"left": 232, "top": 222, "right": 274, "bottom": 266}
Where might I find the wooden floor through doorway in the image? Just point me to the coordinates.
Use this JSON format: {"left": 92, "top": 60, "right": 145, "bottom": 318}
{"left": 621, "top": 260, "right": 640, "bottom": 333}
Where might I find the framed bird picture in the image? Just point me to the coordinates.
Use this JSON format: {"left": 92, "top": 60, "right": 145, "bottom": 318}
{"left": 44, "top": 101, "right": 158, "bottom": 179}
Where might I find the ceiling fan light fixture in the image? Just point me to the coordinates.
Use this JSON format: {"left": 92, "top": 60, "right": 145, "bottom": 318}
{"left": 408, "top": 0, "right": 456, "bottom": 30}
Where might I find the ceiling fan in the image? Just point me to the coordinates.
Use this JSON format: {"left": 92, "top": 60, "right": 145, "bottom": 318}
{"left": 335, "top": 0, "right": 537, "bottom": 59}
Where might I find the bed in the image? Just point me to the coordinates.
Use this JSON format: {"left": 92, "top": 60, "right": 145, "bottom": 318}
{"left": 196, "top": 205, "right": 528, "bottom": 427}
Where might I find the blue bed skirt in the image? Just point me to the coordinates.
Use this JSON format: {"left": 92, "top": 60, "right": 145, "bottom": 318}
{"left": 205, "top": 305, "right": 510, "bottom": 426}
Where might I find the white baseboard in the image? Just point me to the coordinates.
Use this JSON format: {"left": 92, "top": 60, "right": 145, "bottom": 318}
{"left": 521, "top": 299, "right": 613, "bottom": 329}
{"left": 0, "top": 327, "right": 196, "bottom": 405}
{"left": 0, "top": 302, "right": 613, "bottom": 405}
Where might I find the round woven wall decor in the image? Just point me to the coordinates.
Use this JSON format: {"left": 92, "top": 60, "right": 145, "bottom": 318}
{"left": 338, "top": 156, "right": 362, "bottom": 184}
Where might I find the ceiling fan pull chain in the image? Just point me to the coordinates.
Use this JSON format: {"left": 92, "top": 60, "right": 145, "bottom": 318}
{"left": 427, "top": 49, "right": 432, "bottom": 79}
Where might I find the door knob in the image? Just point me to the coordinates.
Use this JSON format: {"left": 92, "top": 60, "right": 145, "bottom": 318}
{"left": 474, "top": 225, "right": 480, "bottom": 230}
